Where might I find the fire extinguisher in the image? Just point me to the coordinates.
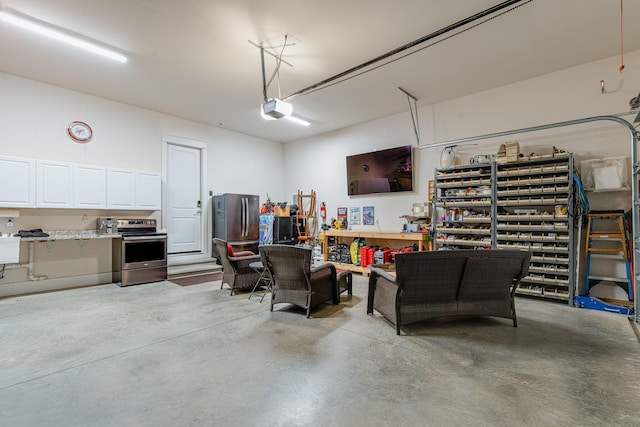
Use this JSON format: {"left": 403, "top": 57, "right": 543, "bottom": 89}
{"left": 320, "top": 202, "right": 327, "bottom": 223}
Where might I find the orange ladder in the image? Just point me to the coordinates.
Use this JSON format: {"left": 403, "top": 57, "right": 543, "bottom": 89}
{"left": 296, "top": 190, "right": 317, "bottom": 245}
{"left": 584, "top": 211, "right": 633, "bottom": 301}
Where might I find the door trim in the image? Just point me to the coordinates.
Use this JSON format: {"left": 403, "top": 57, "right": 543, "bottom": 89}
{"left": 162, "top": 134, "right": 210, "bottom": 263}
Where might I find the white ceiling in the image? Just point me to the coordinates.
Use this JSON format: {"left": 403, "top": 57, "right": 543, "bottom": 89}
{"left": 1, "top": 0, "right": 639, "bottom": 143}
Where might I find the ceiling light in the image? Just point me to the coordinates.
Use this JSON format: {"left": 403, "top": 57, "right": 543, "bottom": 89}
{"left": 261, "top": 98, "right": 292, "bottom": 119}
{"left": 260, "top": 99, "right": 310, "bottom": 126}
{"left": 0, "top": 7, "right": 127, "bottom": 63}
{"left": 284, "top": 115, "right": 310, "bottom": 127}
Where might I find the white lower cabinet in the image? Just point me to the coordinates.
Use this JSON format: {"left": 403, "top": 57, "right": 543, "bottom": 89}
{"left": 0, "top": 155, "right": 35, "bottom": 208}
{"left": 36, "top": 160, "right": 74, "bottom": 208}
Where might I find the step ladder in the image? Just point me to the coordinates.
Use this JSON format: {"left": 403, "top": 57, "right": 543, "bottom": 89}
{"left": 584, "top": 211, "right": 633, "bottom": 301}
{"left": 296, "top": 189, "right": 317, "bottom": 245}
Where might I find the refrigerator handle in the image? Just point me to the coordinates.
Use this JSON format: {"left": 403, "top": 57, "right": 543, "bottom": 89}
{"left": 241, "top": 197, "right": 247, "bottom": 237}
{"left": 244, "top": 197, "right": 249, "bottom": 237}
{"left": 240, "top": 197, "right": 244, "bottom": 237}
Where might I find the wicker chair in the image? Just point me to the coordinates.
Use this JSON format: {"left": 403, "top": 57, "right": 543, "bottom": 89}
{"left": 260, "top": 245, "right": 339, "bottom": 317}
{"left": 367, "top": 250, "right": 531, "bottom": 335}
{"left": 213, "top": 238, "right": 262, "bottom": 295}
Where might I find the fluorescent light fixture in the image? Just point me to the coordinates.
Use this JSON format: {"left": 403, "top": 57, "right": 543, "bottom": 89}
{"left": 0, "top": 8, "right": 127, "bottom": 63}
{"left": 284, "top": 115, "right": 311, "bottom": 126}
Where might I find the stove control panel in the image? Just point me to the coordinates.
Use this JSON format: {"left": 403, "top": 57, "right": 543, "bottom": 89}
{"left": 117, "top": 219, "right": 157, "bottom": 232}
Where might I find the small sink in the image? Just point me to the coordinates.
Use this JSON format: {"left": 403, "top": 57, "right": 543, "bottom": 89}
{"left": 0, "top": 235, "right": 20, "bottom": 264}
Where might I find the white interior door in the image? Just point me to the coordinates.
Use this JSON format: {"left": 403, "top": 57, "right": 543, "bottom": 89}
{"left": 167, "top": 144, "right": 202, "bottom": 254}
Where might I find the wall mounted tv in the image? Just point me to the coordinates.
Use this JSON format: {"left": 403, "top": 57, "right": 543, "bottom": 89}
{"left": 346, "top": 145, "right": 413, "bottom": 196}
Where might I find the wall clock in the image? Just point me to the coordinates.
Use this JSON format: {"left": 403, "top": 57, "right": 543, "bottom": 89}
{"left": 67, "top": 121, "right": 93, "bottom": 143}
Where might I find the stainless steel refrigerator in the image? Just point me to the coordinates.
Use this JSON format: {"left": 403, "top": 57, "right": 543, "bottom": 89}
{"left": 212, "top": 193, "right": 260, "bottom": 254}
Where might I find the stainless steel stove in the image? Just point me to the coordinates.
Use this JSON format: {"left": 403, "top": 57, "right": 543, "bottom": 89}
{"left": 112, "top": 218, "right": 167, "bottom": 287}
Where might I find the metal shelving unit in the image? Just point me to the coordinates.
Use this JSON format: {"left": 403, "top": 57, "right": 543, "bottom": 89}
{"left": 495, "top": 154, "right": 575, "bottom": 302}
{"left": 433, "top": 164, "right": 494, "bottom": 250}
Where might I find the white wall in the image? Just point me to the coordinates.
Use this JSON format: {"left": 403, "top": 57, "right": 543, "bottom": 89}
{"left": 285, "top": 49, "right": 640, "bottom": 230}
{"left": 285, "top": 113, "right": 423, "bottom": 232}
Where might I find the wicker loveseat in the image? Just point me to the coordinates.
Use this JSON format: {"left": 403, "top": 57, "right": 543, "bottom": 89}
{"left": 367, "top": 250, "right": 531, "bottom": 335}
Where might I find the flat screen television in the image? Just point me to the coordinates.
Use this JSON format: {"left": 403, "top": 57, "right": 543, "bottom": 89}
{"left": 346, "top": 145, "right": 413, "bottom": 196}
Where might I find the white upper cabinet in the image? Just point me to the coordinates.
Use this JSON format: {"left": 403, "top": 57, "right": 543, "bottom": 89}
{"left": 135, "top": 171, "right": 161, "bottom": 210}
{"left": 36, "top": 160, "right": 74, "bottom": 208}
{"left": 0, "top": 156, "right": 160, "bottom": 211}
{"left": 0, "top": 155, "right": 35, "bottom": 208}
{"left": 107, "top": 167, "right": 136, "bottom": 209}
{"left": 74, "top": 164, "right": 107, "bottom": 209}
{"left": 107, "top": 169, "right": 161, "bottom": 210}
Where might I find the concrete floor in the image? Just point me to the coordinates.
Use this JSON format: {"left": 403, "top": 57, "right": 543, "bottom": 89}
{"left": 0, "top": 275, "right": 638, "bottom": 427}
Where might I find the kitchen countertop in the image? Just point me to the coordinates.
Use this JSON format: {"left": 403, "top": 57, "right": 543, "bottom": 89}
{"left": 17, "top": 230, "right": 122, "bottom": 241}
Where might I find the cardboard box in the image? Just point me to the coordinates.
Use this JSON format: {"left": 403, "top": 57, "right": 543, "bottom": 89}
{"left": 274, "top": 205, "right": 290, "bottom": 217}
{"left": 505, "top": 140, "right": 520, "bottom": 162}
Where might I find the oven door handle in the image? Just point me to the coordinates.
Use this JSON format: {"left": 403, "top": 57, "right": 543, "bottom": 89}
{"left": 122, "top": 235, "right": 167, "bottom": 241}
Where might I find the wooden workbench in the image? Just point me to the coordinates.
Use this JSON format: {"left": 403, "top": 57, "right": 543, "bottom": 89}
{"left": 321, "top": 229, "right": 430, "bottom": 275}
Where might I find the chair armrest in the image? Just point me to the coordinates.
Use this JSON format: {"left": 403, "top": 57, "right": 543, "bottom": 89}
{"left": 311, "top": 262, "right": 338, "bottom": 304}
{"left": 510, "top": 279, "right": 521, "bottom": 298}
{"left": 367, "top": 267, "right": 398, "bottom": 314}
{"left": 311, "top": 262, "right": 337, "bottom": 275}
{"left": 231, "top": 254, "right": 262, "bottom": 269}
{"left": 510, "top": 252, "right": 531, "bottom": 297}
{"left": 234, "top": 250, "right": 257, "bottom": 257}
{"left": 368, "top": 266, "right": 397, "bottom": 284}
